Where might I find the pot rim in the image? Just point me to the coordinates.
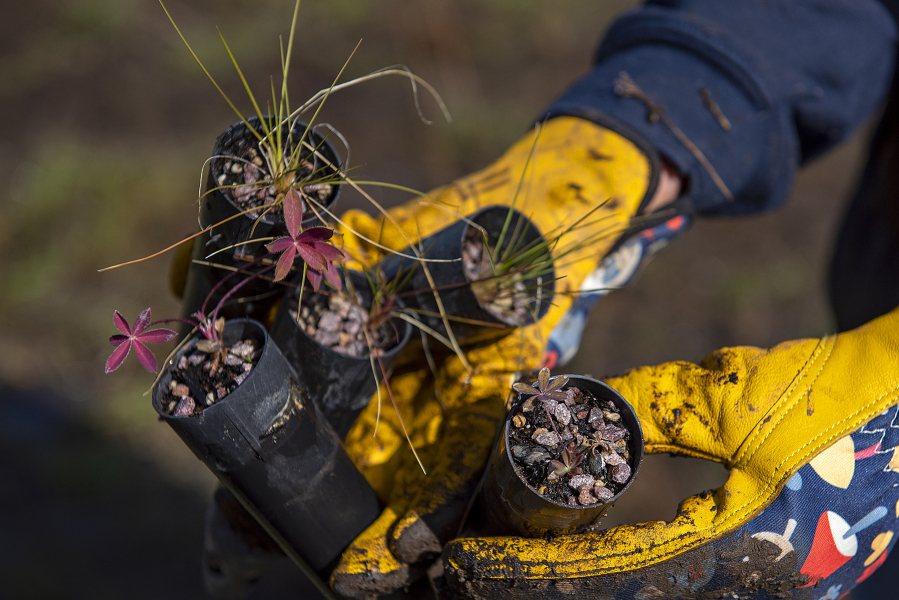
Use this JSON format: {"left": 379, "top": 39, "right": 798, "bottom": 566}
{"left": 152, "top": 317, "right": 268, "bottom": 420}
{"left": 280, "top": 270, "right": 414, "bottom": 362}
{"left": 460, "top": 204, "right": 555, "bottom": 327}
{"left": 504, "top": 373, "right": 644, "bottom": 510}
{"left": 210, "top": 115, "right": 342, "bottom": 226}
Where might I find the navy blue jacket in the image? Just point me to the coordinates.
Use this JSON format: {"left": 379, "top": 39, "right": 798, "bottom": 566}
{"left": 545, "top": 0, "right": 898, "bottom": 215}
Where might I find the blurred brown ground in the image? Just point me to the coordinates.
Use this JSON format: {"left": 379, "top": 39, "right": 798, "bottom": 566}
{"left": 0, "top": 0, "right": 876, "bottom": 597}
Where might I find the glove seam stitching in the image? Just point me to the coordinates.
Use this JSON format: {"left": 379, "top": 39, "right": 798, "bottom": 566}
{"left": 534, "top": 387, "right": 898, "bottom": 579}
{"left": 590, "top": 384, "right": 898, "bottom": 578}
{"left": 778, "top": 388, "right": 899, "bottom": 481}
{"left": 733, "top": 335, "right": 834, "bottom": 468}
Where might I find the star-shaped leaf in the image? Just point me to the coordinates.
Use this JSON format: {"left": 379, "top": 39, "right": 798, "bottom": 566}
{"left": 105, "top": 308, "right": 177, "bottom": 374}
{"left": 266, "top": 189, "right": 346, "bottom": 290}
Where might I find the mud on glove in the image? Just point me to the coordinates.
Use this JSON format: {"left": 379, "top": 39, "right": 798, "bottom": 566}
{"left": 439, "top": 306, "right": 899, "bottom": 600}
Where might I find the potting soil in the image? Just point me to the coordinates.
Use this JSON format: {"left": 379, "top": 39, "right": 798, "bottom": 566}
{"left": 289, "top": 287, "right": 402, "bottom": 358}
{"left": 159, "top": 338, "right": 260, "bottom": 417}
{"left": 463, "top": 228, "right": 533, "bottom": 327}
{"left": 214, "top": 132, "right": 333, "bottom": 221}
{"left": 507, "top": 386, "right": 634, "bottom": 506}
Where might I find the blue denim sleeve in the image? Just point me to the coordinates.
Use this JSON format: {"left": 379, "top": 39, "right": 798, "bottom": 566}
{"left": 544, "top": 0, "right": 898, "bottom": 215}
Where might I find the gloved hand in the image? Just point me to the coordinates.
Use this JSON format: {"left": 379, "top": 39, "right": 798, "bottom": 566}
{"left": 329, "top": 116, "right": 677, "bottom": 597}
{"left": 438, "top": 306, "right": 899, "bottom": 600}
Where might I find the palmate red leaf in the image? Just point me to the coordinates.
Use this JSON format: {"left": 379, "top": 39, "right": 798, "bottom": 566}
{"left": 310, "top": 240, "right": 346, "bottom": 263}
{"left": 295, "top": 227, "right": 334, "bottom": 243}
{"left": 267, "top": 225, "right": 342, "bottom": 285}
{"left": 322, "top": 262, "right": 342, "bottom": 291}
{"left": 545, "top": 374, "right": 569, "bottom": 393}
{"left": 512, "top": 382, "right": 539, "bottom": 395}
{"left": 266, "top": 237, "right": 295, "bottom": 254}
{"left": 306, "top": 268, "right": 323, "bottom": 292}
{"left": 105, "top": 309, "right": 176, "bottom": 375}
{"left": 537, "top": 367, "right": 550, "bottom": 391}
{"left": 133, "top": 307, "right": 152, "bottom": 336}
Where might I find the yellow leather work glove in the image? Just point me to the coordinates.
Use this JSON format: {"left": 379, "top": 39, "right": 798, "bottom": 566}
{"left": 438, "top": 307, "right": 899, "bottom": 600}
{"left": 329, "top": 117, "right": 671, "bottom": 597}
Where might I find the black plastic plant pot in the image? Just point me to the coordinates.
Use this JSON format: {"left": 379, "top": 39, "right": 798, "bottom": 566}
{"left": 180, "top": 116, "right": 342, "bottom": 325}
{"left": 378, "top": 205, "right": 554, "bottom": 347}
{"left": 152, "top": 318, "right": 379, "bottom": 577}
{"left": 477, "top": 375, "right": 644, "bottom": 537}
{"left": 269, "top": 271, "right": 414, "bottom": 438}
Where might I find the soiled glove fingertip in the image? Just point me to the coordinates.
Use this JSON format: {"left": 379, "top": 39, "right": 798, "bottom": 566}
{"left": 389, "top": 510, "right": 443, "bottom": 564}
{"left": 332, "top": 509, "right": 418, "bottom": 598}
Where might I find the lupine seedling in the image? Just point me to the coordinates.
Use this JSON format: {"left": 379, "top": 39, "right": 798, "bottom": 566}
{"left": 266, "top": 188, "right": 346, "bottom": 291}
{"left": 549, "top": 441, "right": 587, "bottom": 479}
{"left": 105, "top": 309, "right": 178, "bottom": 374}
{"left": 512, "top": 367, "right": 573, "bottom": 442}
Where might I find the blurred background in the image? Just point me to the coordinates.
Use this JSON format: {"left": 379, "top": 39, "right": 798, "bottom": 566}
{"left": 0, "top": 0, "right": 877, "bottom": 598}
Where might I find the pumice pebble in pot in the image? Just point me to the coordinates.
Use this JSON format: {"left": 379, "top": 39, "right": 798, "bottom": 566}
{"left": 269, "top": 270, "right": 413, "bottom": 438}
{"left": 180, "top": 116, "right": 342, "bottom": 325}
{"left": 152, "top": 318, "right": 379, "bottom": 576}
{"left": 477, "top": 367, "right": 644, "bottom": 537}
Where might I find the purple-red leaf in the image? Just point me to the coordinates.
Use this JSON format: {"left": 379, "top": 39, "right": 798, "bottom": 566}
{"left": 306, "top": 268, "right": 323, "bottom": 291}
{"left": 311, "top": 240, "right": 346, "bottom": 262}
{"left": 266, "top": 237, "right": 295, "bottom": 254}
{"left": 113, "top": 310, "right": 131, "bottom": 336}
{"left": 133, "top": 341, "right": 158, "bottom": 374}
{"left": 138, "top": 328, "right": 178, "bottom": 344}
{"left": 512, "top": 382, "right": 538, "bottom": 395}
{"left": 104, "top": 309, "right": 177, "bottom": 374}
{"left": 133, "top": 307, "right": 152, "bottom": 336}
{"left": 283, "top": 189, "right": 305, "bottom": 240}
{"left": 323, "top": 261, "right": 342, "bottom": 291}
{"left": 296, "top": 227, "right": 334, "bottom": 243}
{"left": 537, "top": 367, "right": 550, "bottom": 391}
{"left": 294, "top": 243, "right": 329, "bottom": 272}
{"left": 105, "top": 342, "right": 131, "bottom": 374}
{"left": 266, "top": 222, "right": 344, "bottom": 288}
{"left": 273, "top": 246, "right": 297, "bottom": 282}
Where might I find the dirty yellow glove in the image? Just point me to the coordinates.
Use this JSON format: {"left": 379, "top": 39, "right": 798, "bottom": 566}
{"left": 329, "top": 117, "right": 668, "bottom": 597}
{"left": 439, "top": 306, "right": 899, "bottom": 600}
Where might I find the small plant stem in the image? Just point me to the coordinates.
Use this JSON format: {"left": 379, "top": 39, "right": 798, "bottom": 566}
{"left": 376, "top": 354, "right": 427, "bottom": 475}
{"left": 335, "top": 176, "right": 472, "bottom": 373}
{"left": 295, "top": 263, "right": 307, "bottom": 325}
{"left": 211, "top": 263, "right": 276, "bottom": 327}
{"left": 289, "top": 66, "right": 452, "bottom": 127}
{"left": 201, "top": 253, "right": 270, "bottom": 318}
{"left": 495, "top": 120, "right": 542, "bottom": 258}
{"left": 369, "top": 352, "right": 382, "bottom": 438}
{"left": 542, "top": 401, "right": 563, "bottom": 442}
{"left": 159, "top": 1, "right": 260, "bottom": 143}
{"left": 98, "top": 203, "right": 277, "bottom": 272}
{"left": 420, "top": 329, "right": 447, "bottom": 412}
